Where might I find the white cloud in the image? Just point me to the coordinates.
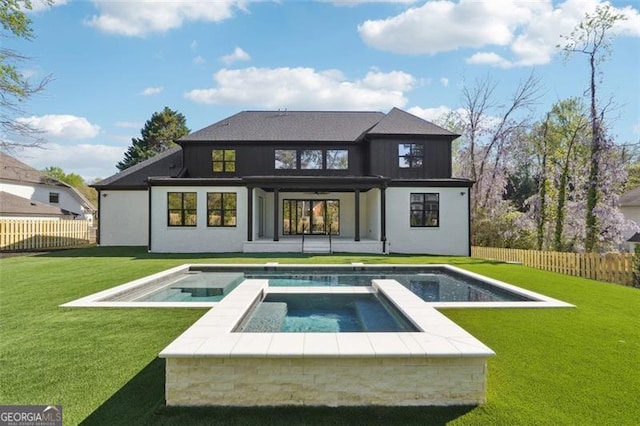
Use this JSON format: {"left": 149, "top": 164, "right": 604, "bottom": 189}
{"left": 324, "top": 0, "right": 417, "bottom": 6}
{"left": 191, "top": 40, "right": 198, "bottom": 50}
{"left": 114, "top": 121, "right": 142, "bottom": 129}
{"left": 85, "top": 0, "right": 247, "bottom": 37}
{"left": 193, "top": 55, "right": 206, "bottom": 65}
{"left": 220, "top": 47, "right": 251, "bottom": 65}
{"left": 466, "top": 52, "right": 513, "bottom": 68}
{"left": 440, "top": 77, "right": 449, "bottom": 87}
{"left": 358, "top": 0, "right": 640, "bottom": 67}
{"left": 185, "top": 67, "right": 415, "bottom": 110}
{"left": 140, "top": 86, "right": 164, "bottom": 96}
{"left": 18, "top": 143, "right": 125, "bottom": 182}
{"left": 408, "top": 105, "right": 463, "bottom": 123}
{"left": 15, "top": 114, "right": 100, "bottom": 140}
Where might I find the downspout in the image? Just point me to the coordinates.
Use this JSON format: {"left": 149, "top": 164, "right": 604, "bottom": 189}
{"left": 147, "top": 185, "right": 152, "bottom": 252}
{"left": 380, "top": 184, "right": 387, "bottom": 254}
{"left": 467, "top": 185, "right": 472, "bottom": 257}
{"left": 96, "top": 190, "right": 101, "bottom": 245}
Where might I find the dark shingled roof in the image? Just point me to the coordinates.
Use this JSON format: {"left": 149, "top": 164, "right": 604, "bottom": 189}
{"left": 620, "top": 187, "right": 640, "bottom": 207}
{"left": 0, "top": 191, "right": 66, "bottom": 217}
{"left": 180, "top": 111, "right": 386, "bottom": 142}
{"left": 627, "top": 232, "right": 640, "bottom": 243}
{"left": 367, "top": 107, "right": 459, "bottom": 137}
{"left": 92, "top": 146, "right": 183, "bottom": 189}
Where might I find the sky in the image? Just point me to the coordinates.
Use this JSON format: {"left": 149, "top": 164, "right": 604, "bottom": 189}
{"left": 5, "top": 0, "right": 640, "bottom": 182}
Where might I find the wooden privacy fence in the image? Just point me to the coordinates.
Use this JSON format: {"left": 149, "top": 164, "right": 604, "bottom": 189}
{"left": 0, "top": 219, "right": 94, "bottom": 251}
{"left": 472, "top": 246, "right": 635, "bottom": 287}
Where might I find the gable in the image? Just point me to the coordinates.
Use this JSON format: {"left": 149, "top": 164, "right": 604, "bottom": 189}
{"left": 366, "top": 107, "right": 458, "bottom": 138}
{"left": 92, "top": 146, "right": 184, "bottom": 189}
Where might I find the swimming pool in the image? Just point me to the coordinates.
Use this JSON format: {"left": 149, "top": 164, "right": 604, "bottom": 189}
{"left": 62, "top": 263, "right": 573, "bottom": 407}
{"left": 236, "top": 292, "right": 419, "bottom": 333}
{"left": 63, "top": 263, "right": 567, "bottom": 308}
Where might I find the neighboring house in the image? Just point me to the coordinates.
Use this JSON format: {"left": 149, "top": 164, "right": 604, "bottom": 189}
{"left": 93, "top": 107, "right": 472, "bottom": 255}
{"left": 0, "top": 152, "right": 95, "bottom": 222}
{"left": 620, "top": 187, "right": 640, "bottom": 250}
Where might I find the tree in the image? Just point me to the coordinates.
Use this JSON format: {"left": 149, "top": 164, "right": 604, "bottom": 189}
{"left": 561, "top": 4, "right": 627, "bottom": 251}
{"left": 452, "top": 72, "right": 541, "bottom": 246}
{"left": 117, "top": 107, "right": 189, "bottom": 171}
{"left": 1, "top": 0, "right": 53, "bottom": 149}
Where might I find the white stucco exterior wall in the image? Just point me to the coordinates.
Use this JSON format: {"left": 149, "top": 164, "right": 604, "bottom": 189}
{"left": 99, "top": 190, "right": 148, "bottom": 246}
{"left": 1, "top": 181, "right": 92, "bottom": 220}
{"left": 385, "top": 187, "right": 469, "bottom": 255}
{"left": 150, "top": 186, "right": 247, "bottom": 253}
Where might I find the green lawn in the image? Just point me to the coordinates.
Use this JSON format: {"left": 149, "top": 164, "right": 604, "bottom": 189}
{"left": 1, "top": 247, "right": 638, "bottom": 425}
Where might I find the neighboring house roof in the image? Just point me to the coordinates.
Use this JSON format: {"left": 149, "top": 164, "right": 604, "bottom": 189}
{"left": 0, "top": 191, "right": 66, "bottom": 217}
{"left": 627, "top": 232, "right": 640, "bottom": 243}
{"left": 620, "top": 187, "right": 640, "bottom": 207}
{"left": 92, "top": 145, "right": 183, "bottom": 189}
{"left": 0, "top": 151, "right": 67, "bottom": 186}
{"left": 0, "top": 151, "right": 96, "bottom": 213}
{"left": 179, "top": 110, "right": 386, "bottom": 142}
{"left": 367, "top": 107, "right": 459, "bottom": 137}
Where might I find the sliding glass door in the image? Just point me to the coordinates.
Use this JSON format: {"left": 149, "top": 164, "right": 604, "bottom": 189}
{"left": 283, "top": 199, "right": 339, "bottom": 235}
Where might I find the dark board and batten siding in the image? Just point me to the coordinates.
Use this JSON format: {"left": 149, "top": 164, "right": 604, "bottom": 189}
{"left": 366, "top": 137, "right": 452, "bottom": 179}
{"left": 182, "top": 142, "right": 365, "bottom": 178}
{"left": 181, "top": 137, "right": 452, "bottom": 180}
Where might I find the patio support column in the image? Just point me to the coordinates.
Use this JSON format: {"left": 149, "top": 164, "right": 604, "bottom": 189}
{"left": 247, "top": 186, "right": 253, "bottom": 242}
{"left": 273, "top": 188, "right": 279, "bottom": 241}
{"left": 380, "top": 185, "right": 387, "bottom": 253}
{"left": 354, "top": 189, "right": 360, "bottom": 241}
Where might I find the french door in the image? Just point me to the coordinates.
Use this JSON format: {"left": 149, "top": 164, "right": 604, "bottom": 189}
{"left": 282, "top": 199, "right": 339, "bottom": 235}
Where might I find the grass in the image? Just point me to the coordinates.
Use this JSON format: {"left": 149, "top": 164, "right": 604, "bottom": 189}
{"left": 0, "top": 246, "right": 638, "bottom": 425}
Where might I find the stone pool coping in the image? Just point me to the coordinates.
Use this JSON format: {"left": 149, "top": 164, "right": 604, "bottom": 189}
{"left": 61, "top": 263, "right": 574, "bottom": 309}
{"left": 158, "top": 278, "right": 495, "bottom": 359}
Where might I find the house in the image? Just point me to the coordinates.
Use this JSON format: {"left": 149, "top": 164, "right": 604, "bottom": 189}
{"left": 0, "top": 151, "right": 95, "bottom": 222}
{"left": 620, "top": 187, "right": 640, "bottom": 250}
{"left": 92, "top": 107, "right": 472, "bottom": 255}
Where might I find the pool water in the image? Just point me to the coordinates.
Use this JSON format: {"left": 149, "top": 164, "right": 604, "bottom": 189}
{"left": 237, "top": 293, "right": 418, "bottom": 333}
{"left": 137, "top": 272, "right": 244, "bottom": 302}
{"left": 104, "top": 266, "right": 532, "bottom": 303}
{"left": 246, "top": 269, "right": 531, "bottom": 302}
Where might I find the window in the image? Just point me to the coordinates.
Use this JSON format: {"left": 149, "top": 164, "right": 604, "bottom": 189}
{"left": 410, "top": 193, "right": 439, "bottom": 227}
{"left": 326, "top": 149, "right": 348, "bottom": 170}
{"left": 168, "top": 192, "right": 197, "bottom": 226}
{"left": 300, "top": 150, "right": 322, "bottom": 169}
{"left": 399, "top": 143, "right": 424, "bottom": 168}
{"left": 207, "top": 192, "right": 237, "bottom": 227}
{"left": 49, "top": 192, "right": 59, "bottom": 203}
{"left": 212, "top": 149, "right": 236, "bottom": 172}
{"left": 275, "top": 150, "right": 297, "bottom": 169}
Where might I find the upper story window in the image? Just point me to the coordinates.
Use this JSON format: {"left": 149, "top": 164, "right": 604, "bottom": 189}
{"left": 326, "top": 150, "right": 348, "bottom": 170}
{"left": 301, "top": 150, "right": 322, "bottom": 169}
{"left": 207, "top": 192, "right": 237, "bottom": 227}
{"left": 49, "top": 192, "right": 59, "bottom": 204}
{"left": 410, "top": 193, "right": 439, "bottom": 227}
{"left": 168, "top": 192, "right": 197, "bottom": 227}
{"left": 212, "top": 149, "right": 236, "bottom": 172}
{"left": 274, "top": 149, "right": 348, "bottom": 171}
{"left": 399, "top": 143, "right": 424, "bottom": 168}
{"left": 275, "top": 150, "right": 297, "bottom": 169}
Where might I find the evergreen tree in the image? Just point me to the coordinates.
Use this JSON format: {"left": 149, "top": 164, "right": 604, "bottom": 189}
{"left": 117, "top": 107, "right": 189, "bottom": 171}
